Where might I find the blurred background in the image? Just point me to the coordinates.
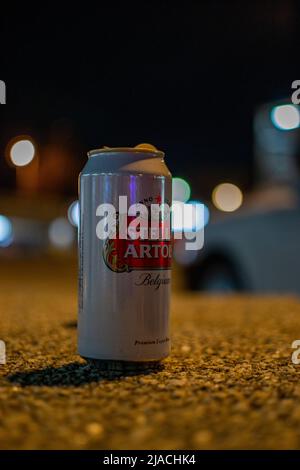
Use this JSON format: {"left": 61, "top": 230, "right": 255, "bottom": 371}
{"left": 1, "top": 1, "right": 300, "bottom": 294}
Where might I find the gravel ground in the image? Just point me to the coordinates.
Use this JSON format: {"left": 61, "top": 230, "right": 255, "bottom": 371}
{"left": 1, "top": 259, "right": 300, "bottom": 449}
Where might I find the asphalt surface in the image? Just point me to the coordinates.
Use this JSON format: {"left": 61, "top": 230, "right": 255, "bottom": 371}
{"left": 1, "top": 258, "right": 300, "bottom": 449}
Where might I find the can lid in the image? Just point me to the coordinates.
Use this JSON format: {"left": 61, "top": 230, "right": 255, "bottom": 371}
{"left": 88, "top": 143, "right": 164, "bottom": 158}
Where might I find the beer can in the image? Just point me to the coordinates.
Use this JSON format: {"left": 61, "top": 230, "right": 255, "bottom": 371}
{"left": 78, "top": 145, "right": 172, "bottom": 368}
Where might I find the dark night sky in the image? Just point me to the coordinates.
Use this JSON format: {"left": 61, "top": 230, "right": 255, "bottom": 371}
{"left": 1, "top": 1, "right": 299, "bottom": 198}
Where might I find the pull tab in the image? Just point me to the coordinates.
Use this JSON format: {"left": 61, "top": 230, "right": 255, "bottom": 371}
{"left": 134, "top": 143, "right": 158, "bottom": 151}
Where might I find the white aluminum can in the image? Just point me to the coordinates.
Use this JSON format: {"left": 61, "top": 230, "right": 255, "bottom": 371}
{"left": 78, "top": 146, "right": 172, "bottom": 368}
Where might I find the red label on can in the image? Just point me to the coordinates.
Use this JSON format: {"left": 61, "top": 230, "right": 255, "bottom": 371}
{"left": 102, "top": 215, "right": 172, "bottom": 273}
{"left": 103, "top": 238, "right": 172, "bottom": 273}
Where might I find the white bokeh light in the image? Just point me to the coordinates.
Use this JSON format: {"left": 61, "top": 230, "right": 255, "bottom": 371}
{"left": 49, "top": 217, "right": 75, "bottom": 248}
{"left": 0, "top": 215, "right": 13, "bottom": 247}
{"left": 10, "top": 139, "right": 35, "bottom": 167}
{"left": 187, "top": 201, "right": 209, "bottom": 231}
{"left": 212, "top": 183, "right": 243, "bottom": 212}
{"left": 172, "top": 201, "right": 208, "bottom": 232}
{"left": 172, "top": 178, "right": 191, "bottom": 203}
{"left": 68, "top": 200, "right": 79, "bottom": 227}
{"left": 271, "top": 104, "right": 300, "bottom": 131}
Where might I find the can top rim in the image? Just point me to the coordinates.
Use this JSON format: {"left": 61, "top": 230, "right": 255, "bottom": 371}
{"left": 88, "top": 147, "right": 164, "bottom": 158}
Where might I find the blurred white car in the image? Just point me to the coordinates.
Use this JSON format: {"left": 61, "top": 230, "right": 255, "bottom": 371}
{"left": 184, "top": 203, "right": 300, "bottom": 294}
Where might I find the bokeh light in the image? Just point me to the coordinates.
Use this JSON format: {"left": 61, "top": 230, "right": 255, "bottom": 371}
{"left": 172, "top": 201, "right": 186, "bottom": 232}
{"left": 48, "top": 217, "right": 75, "bottom": 248}
{"left": 0, "top": 215, "right": 13, "bottom": 247}
{"left": 187, "top": 200, "right": 210, "bottom": 230}
{"left": 172, "top": 201, "right": 209, "bottom": 232}
{"left": 10, "top": 139, "right": 36, "bottom": 167}
{"left": 68, "top": 200, "right": 80, "bottom": 227}
{"left": 212, "top": 183, "right": 243, "bottom": 212}
{"left": 172, "top": 177, "right": 191, "bottom": 203}
{"left": 271, "top": 104, "right": 300, "bottom": 131}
